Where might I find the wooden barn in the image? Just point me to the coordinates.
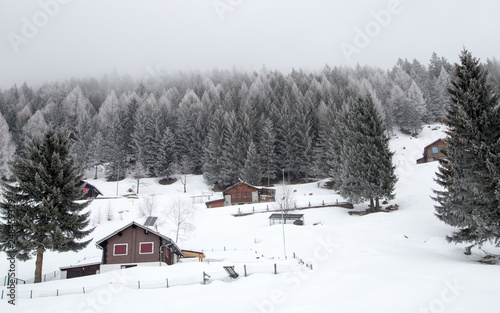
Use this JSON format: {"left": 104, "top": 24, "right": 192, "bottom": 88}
{"left": 417, "top": 139, "right": 447, "bottom": 164}
{"left": 95, "top": 221, "right": 184, "bottom": 273}
{"left": 206, "top": 181, "right": 275, "bottom": 208}
{"left": 76, "top": 181, "right": 103, "bottom": 200}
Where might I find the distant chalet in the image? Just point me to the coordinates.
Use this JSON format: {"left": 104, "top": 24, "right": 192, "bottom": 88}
{"left": 206, "top": 181, "right": 276, "bottom": 208}
{"left": 417, "top": 139, "right": 447, "bottom": 164}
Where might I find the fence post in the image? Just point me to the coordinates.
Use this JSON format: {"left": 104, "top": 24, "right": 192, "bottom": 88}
{"left": 274, "top": 264, "right": 277, "bottom": 275}
{"left": 138, "top": 281, "right": 141, "bottom": 289}
{"left": 30, "top": 290, "right": 33, "bottom": 299}
{"left": 82, "top": 287, "right": 85, "bottom": 294}
{"left": 57, "top": 289, "right": 59, "bottom": 296}
{"left": 244, "top": 265, "right": 247, "bottom": 277}
{"left": 1, "top": 289, "right": 3, "bottom": 299}
{"left": 3, "top": 276, "right": 5, "bottom": 286}
{"left": 166, "top": 278, "right": 169, "bottom": 288}
{"left": 322, "top": 200, "right": 325, "bottom": 205}
{"left": 44, "top": 274, "right": 46, "bottom": 282}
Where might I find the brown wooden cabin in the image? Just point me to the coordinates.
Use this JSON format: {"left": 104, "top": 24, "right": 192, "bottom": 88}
{"left": 60, "top": 262, "right": 101, "bottom": 279}
{"left": 95, "top": 221, "right": 184, "bottom": 269}
{"left": 417, "top": 139, "right": 447, "bottom": 164}
{"left": 206, "top": 181, "right": 276, "bottom": 208}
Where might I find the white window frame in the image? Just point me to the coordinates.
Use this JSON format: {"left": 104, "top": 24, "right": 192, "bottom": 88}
{"left": 113, "top": 243, "right": 128, "bottom": 256}
{"left": 139, "top": 242, "right": 154, "bottom": 254}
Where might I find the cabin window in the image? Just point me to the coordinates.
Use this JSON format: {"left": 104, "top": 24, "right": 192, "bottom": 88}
{"left": 432, "top": 147, "right": 439, "bottom": 154}
{"left": 139, "top": 242, "right": 154, "bottom": 254}
{"left": 113, "top": 244, "right": 128, "bottom": 256}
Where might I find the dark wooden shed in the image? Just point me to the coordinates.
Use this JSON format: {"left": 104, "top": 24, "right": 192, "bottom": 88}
{"left": 417, "top": 138, "right": 447, "bottom": 164}
{"left": 60, "top": 262, "right": 101, "bottom": 279}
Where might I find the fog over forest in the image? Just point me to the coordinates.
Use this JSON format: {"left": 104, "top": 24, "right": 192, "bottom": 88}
{"left": 1, "top": 53, "right": 499, "bottom": 188}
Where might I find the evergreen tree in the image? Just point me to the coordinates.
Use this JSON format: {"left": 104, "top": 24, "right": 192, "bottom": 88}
{"left": 154, "top": 127, "right": 176, "bottom": 179}
{"left": 99, "top": 91, "right": 128, "bottom": 180}
{"left": 220, "top": 111, "right": 245, "bottom": 187}
{"left": 0, "top": 130, "right": 93, "bottom": 283}
{"left": 259, "top": 117, "right": 277, "bottom": 186}
{"left": 240, "top": 141, "right": 263, "bottom": 186}
{"left": 0, "top": 112, "right": 15, "bottom": 180}
{"left": 203, "top": 108, "right": 226, "bottom": 186}
{"left": 434, "top": 50, "right": 500, "bottom": 253}
{"left": 339, "top": 95, "right": 397, "bottom": 209}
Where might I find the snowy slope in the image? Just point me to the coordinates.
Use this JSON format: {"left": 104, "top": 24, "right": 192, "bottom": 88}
{"left": 2, "top": 124, "right": 500, "bottom": 313}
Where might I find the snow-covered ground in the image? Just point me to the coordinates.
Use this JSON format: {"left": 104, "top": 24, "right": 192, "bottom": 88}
{"left": 2, "top": 124, "right": 500, "bottom": 313}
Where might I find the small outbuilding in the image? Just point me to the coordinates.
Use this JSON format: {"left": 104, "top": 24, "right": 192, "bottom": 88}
{"left": 181, "top": 250, "right": 206, "bottom": 262}
{"left": 76, "top": 181, "right": 103, "bottom": 200}
{"left": 417, "top": 139, "right": 447, "bottom": 164}
{"left": 206, "top": 181, "right": 275, "bottom": 208}
{"left": 95, "top": 221, "right": 184, "bottom": 273}
{"left": 60, "top": 262, "right": 101, "bottom": 279}
{"left": 269, "top": 213, "right": 304, "bottom": 226}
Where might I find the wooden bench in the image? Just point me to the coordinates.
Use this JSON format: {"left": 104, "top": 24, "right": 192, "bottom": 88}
{"left": 223, "top": 266, "right": 239, "bottom": 279}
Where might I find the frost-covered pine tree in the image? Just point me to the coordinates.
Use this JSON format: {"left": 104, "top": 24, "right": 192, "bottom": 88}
{"left": 0, "top": 130, "right": 93, "bottom": 283}
{"left": 240, "top": 141, "right": 262, "bottom": 186}
{"left": 99, "top": 91, "right": 128, "bottom": 180}
{"left": 203, "top": 108, "right": 226, "bottom": 186}
{"left": 220, "top": 111, "right": 245, "bottom": 187}
{"left": 259, "top": 117, "right": 277, "bottom": 186}
{"left": 0, "top": 112, "right": 15, "bottom": 180}
{"left": 434, "top": 50, "right": 500, "bottom": 253}
{"left": 154, "top": 127, "right": 176, "bottom": 179}
{"left": 339, "top": 95, "right": 397, "bottom": 209}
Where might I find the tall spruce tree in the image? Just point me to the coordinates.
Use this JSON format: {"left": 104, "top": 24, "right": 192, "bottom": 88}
{"left": 339, "top": 95, "right": 397, "bottom": 209}
{"left": 240, "top": 141, "right": 263, "bottom": 186}
{"left": 0, "top": 130, "right": 93, "bottom": 283}
{"left": 434, "top": 50, "right": 500, "bottom": 253}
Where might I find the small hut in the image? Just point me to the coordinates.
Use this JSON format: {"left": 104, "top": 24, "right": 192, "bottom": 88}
{"left": 416, "top": 139, "right": 447, "bottom": 164}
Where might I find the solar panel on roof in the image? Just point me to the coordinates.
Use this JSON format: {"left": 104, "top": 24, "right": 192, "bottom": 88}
{"left": 144, "top": 216, "right": 158, "bottom": 227}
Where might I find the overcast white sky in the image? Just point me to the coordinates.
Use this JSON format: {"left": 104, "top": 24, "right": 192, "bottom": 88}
{"left": 1, "top": 0, "right": 499, "bottom": 88}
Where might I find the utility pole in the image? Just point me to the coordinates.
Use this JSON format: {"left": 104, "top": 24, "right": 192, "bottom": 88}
{"left": 281, "top": 168, "right": 287, "bottom": 260}
{"left": 116, "top": 161, "right": 120, "bottom": 196}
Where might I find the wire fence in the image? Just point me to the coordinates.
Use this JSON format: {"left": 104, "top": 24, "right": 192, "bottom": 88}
{"left": 233, "top": 199, "right": 353, "bottom": 216}
{"left": 0, "top": 261, "right": 310, "bottom": 300}
{"left": 3, "top": 270, "right": 61, "bottom": 287}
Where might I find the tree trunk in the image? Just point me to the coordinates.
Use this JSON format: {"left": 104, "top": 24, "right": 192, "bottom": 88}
{"left": 369, "top": 198, "right": 374, "bottom": 210}
{"left": 375, "top": 197, "right": 380, "bottom": 210}
{"left": 183, "top": 175, "right": 187, "bottom": 193}
{"left": 94, "top": 164, "right": 98, "bottom": 179}
{"left": 34, "top": 248, "right": 44, "bottom": 283}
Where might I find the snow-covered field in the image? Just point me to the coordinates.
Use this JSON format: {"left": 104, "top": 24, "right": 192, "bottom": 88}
{"left": 2, "top": 124, "right": 500, "bottom": 313}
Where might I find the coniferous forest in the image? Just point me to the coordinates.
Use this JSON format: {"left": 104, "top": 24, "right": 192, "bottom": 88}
{"left": 1, "top": 53, "right": 500, "bottom": 191}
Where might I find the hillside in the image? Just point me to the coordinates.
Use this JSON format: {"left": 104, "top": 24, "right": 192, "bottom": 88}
{"left": 1, "top": 124, "right": 500, "bottom": 313}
